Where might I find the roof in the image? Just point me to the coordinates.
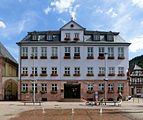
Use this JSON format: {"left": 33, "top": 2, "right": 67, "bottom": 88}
{"left": 134, "top": 64, "right": 143, "bottom": 70}
{"left": 0, "top": 42, "right": 17, "bottom": 63}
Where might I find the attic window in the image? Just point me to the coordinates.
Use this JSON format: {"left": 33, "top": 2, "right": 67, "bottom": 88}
{"left": 70, "top": 24, "right": 74, "bottom": 28}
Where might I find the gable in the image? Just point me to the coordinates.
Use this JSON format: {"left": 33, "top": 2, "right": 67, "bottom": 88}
{"left": 60, "top": 20, "right": 85, "bottom": 30}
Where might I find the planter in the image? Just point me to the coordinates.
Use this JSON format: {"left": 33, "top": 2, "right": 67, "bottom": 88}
{"left": 108, "top": 90, "right": 114, "bottom": 93}
{"left": 64, "top": 56, "right": 71, "bottom": 59}
{"left": 87, "top": 90, "right": 94, "bottom": 94}
{"left": 21, "top": 90, "right": 27, "bottom": 94}
{"left": 64, "top": 37, "right": 70, "bottom": 41}
{"left": 73, "top": 56, "right": 80, "bottom": 59}
{"left": 86, "top": 74, "right": 94, "bottom": 76}
{"left": 73, "top": 38, "right": 79, "bottom": 41}
{"left": 63, "top": 74, "right": 70, "bottom": 76}
{"left": 51, "top": 74, "right": 58, "bottom": 76}
{"left": 21, "top": 74, "right": 28, "bottom": 76}
{"left": 117, "top": 73, "right": 125, "bottom": 76}
{"left": 98, "top": 56, "right": 105, "bottom": 59}
{"left": 40, "top": 91, "right": 47, "bottom": 94}
{"left": 98, "top": 74, "right": 105, "bottom": 76}
{"left": 40, "top": 73, "right": 47, "bottom": 76}
{"left": 108, "top": 73, "right": 115, "bottom": 76}
{"left": 87, "top": 56, "right": 94, "bottom": 59}
{"left": 30, "top": 74, "right": 38, "bottom": 77}
{"left": 98, "top": 90, "right": 104, "bottom": 94}
{"left": 21, "top": 56, "right": 28, "bottom": 59}
{"left": 30, "top": 56, "right": 38, "bottom": 59}
{"left": 73, "top": 74, "right": 80, "bottom": 76}
{"left": 40, "top": 56, "right": 47, "bottom": 59}
{"left": 51, "top": 91, "right": 57, "bottom": 94}
{"left": 108, "top": 56, "right": 114, "bottom": 59}
{"left": 118, "top": 56, "right": 125, "bottom": 59}
{"left": 51, "top": 56, "right": 58, "bottom": 59}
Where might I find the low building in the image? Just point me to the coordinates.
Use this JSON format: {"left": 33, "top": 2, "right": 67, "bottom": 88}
{"left": 129, "top": 64, "right": 143, "bottom": 97}
{"left": 17, "top": 20, "right": 130, "bottom": 101}
{"left": 0, "top": 42, "right": 18, "bottom": 100}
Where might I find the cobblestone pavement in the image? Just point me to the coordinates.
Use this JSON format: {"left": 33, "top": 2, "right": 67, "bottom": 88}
{"left": 0, "top": 98, "right": 143, "bottom": 120}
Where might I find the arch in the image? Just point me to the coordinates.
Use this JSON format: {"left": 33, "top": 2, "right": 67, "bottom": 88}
{"left": 4, "top": 79, "right": 18, "bottom": 101}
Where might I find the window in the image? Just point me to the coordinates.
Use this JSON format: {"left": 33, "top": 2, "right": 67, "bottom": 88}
{"left": 107, "top": 35, "right": 113, "bottom": 41}
{"left": 51, "top": 67, "right": 58, "bottom": 76}
{"left": 118, "top": 47, "right": 124, "bottom": 59}
{"left": 21, "top": 47, "right": 28, "bottom": 57}
{"left": 65, "top": 33, "right": 70, "bottom": 38}
{"left": 87, "top": 47, "right": 94, "bottom": 59}
{"left": 74, "top": 67, "right": 80, "bottom": 76}
{"left": 31, "top": 67, "right": 38, "bottom": 76}
{"left": 87, "top": 84, "right": 93, "bottom": 91}
{"left": 118, "top": 67, "right": 124, "bottom": 76}
{"left": 31, "top": 47, "right": 38, "bottom": 59}
{"left": 41, "top": 67, "right": 47, "bottom": 75}
{"left": 21, "top": 83, "right": 28, "bottom": 92}
{"left": 38, "top": 35, "right": 45, "bottom": 40}
{"left": 118, "top": 83, "right": 124, "bottom": 92}
{"left": 108, "top": 67, "right": 115, "bottom": 76}
{"left": 31, "top": 83, "right": 37, "bottom": 93}
{"left": 98, "top": 47, "right": 105, "bottom": 59}
{"left": 98, "top": 67, "right": 105, "bottom": 76}
{"left": 100, "top": 35, "right": 105, "bottom": 41}
{"left": 51, "top": 47, "right": 58, "bottom": 59}
{"left": 41, "top": 47, "right": 47, "bottom": 58}
{"left": 47, "top": 35, "right": 53, "bottom": 40}
{"left": 108, "top": 84, "right": 114, "bottom": 92}
{"left": 22, "top": 67, "right": 28, "bottom": 76}
{"left": 87, "top": 67, "right": 93, "bottom": 76}
{"left": 64, "top": 47, "right": 70, "bottom": 59}
{"left": 64, "top": 67, "right": 70, "bottom": 76}
{"left": 32, "top": 35, "right": 37, "bottom": 40}
{"left": 108, "top": 47, "right": 114, "bottom": 59}
{"left": 51, "top": 84, "right": 57, "bottom": 91}
{"left": 41, "top": 83, "right": 47, "bottom": 92}
{"left": 99, "top": 83, "right": 104, "bottom": 91}
{"left": 74, "top": 47, "right": 80, "bottom": 59}
{"left": 93, "top": 34, "right": 100, "bottom": 41}
{"left": 74, "top": 33, "right": 79, "bottom": 41}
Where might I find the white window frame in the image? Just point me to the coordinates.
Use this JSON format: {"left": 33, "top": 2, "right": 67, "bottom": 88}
{"left": 41, "top": 67, "right": 47, "bottom": 74}
{"left": 38, "top": 35, "right": 45, "bottom": 40}
{"left": 52, "top": 67, "right": 57, "bottom": 74}
{"left": 22, "top": 47, "right": 28, "bottom": 56}
{"left": 109, "top": 67, "right": 115, "bottom": 74}
{"left": 118, "top": 47, "right": 124, "bottom": 57}
{"left": 65, "top": 33, "right": 70, "bottom": 38}
{"left": 87, "top": 47, "right": 93, "bottom": 57}
{"left": 118, "top": 67, "right": 124, "bottom": 74}
{"left": 41, "top": 83, "right": 47, "bottom": 91}
{"left": 32, "top": 83, "right": 37, "bottom": 92}
{"left": 22, "top": 67, "right": 28, "bottom": 75}
{"left": 108, "top": 47, "right": 114, "bottom": 57}
{"left": 52, "top": 47, "right": 58, "bottom": 57}
{"left": 31, "top": 47, "right": 38, "bottom": 57}
{"left": 99, "top": 47, "right": 104, "bottom": 55}
{"left": 99, "top": 67, "right": 105, "bottom": 74}
{"left": 74, "top": 33, "right": 79, "bottom": 38}
{"left": 32, "top": 67, "right": 38, "bottom": 74}
{"left": 99, "top": 83, "right": 104, "bottom": 91}
{"left": 87, "top": 67, "right": 93, "bottom": 74}
{"left": 52, "top": 84, "right": 57, "bottom": 91}
{"left": 87, "top": 84, "right": 93, "bottom": 91}
{"left": 64, "top": 67, "right": 70, "bottom": 75}
{"left": 47, "top": 35, "right": 52, "bottom": 40}
{"left": 41, "top": 47, "right": 47, "bottom": 57}
{"left": 118, "top": 83, "right": 124, "bottom": 92}
{"left": 108, "top": 84, "right": 114, "bottom": 91}
{"left": 22, "top": 83, "right": 28, "bottom": 92}
{"left": 74, "top": 67, "right": 80, "bottom": 74}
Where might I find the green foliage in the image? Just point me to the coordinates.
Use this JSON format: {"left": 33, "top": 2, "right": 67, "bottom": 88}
{"left": 129, "top": 55, "right": 143, "bottom": 71}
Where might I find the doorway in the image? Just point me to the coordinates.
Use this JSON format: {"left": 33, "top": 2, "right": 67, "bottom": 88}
{"left": 64, "top": 83, "right": 80, "bottom": 99}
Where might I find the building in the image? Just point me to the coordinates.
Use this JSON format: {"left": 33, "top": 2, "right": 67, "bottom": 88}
{"left": 0, "top": 42, "right": 18, "bottom": 100}
{"left": 129, "top": 64, "right": 143, "bottom": 97}
{"left": 17, "top": 20, "right": 130, "bottom": 101}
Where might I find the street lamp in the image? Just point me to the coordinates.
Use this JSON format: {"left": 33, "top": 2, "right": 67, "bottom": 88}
{"left": 104, "top": 53, "right": 108, "bottom": 101}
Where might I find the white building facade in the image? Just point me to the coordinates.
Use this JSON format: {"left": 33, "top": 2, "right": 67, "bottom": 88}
{"left": 17, "top": 20, "right": 130, "bottom": 101}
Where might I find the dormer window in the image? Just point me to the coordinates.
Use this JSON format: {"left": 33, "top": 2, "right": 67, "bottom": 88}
{"left": 100, "top": 35, "right": 105, "bottom": 41}
{"left": 107, "top": 35, "right": 113, "bottom": 41}
{"left": 32, "top": 35, "right": 37, "bottom": 40}
{"left": 38, "top": 35, "right": 45, "bottom": 41}
{"left": 64, "top": 33, "right": 70, "bottom": 41}
{"left": 93, "top": 34, "right": 100, "bottom": 41}
{"left": 47, "top": 35, "right": 53, "bottom": 40}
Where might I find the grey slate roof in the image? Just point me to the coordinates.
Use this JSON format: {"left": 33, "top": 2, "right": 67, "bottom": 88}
{"left": 0, "top": 42, "right": 17, "bottom": 63}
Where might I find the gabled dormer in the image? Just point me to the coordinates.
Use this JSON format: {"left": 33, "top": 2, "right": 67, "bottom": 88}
{"left": 60, "top": 20, "right": 85, "bottom": 42}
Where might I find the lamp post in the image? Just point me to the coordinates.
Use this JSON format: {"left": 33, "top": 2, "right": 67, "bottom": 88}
{"left": 104, "top": 53, "right": 108, "bottom": 101}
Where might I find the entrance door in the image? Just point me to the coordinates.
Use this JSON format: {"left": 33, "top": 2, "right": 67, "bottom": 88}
{"left": 64, "top": 84, "right": 80, "bottom": 99}
{"left": 4, "top": 80, "right": 18, "bottom": 101}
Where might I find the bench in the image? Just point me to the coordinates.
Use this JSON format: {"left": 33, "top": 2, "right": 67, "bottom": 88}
{"left": 23, "top": 101, "right": 42, "bottom": 106}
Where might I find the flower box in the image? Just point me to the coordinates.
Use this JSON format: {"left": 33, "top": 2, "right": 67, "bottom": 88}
{"left": 118, "top": 56, "right": 125, "bottom": 59}
{"left": 87, "top": 56, "right": 94, "bottom": 59}
{"left": 108, "top": 73, "right": 115, "bottom": 76}
{"left": 98, "top": 56, "right": 105, "bottom": 59}
{"left": 21, "top": 56, "right": 28, "bottom": 59}
{"left": 86, "top": 74, "right": 94, "bottom": 76}
{"left": 108, "top": 90, "right": 114, "bottom": 93}
{"left": 73, "top": 37, "right": 79, "bottom": 41}
{"left": 51, "top": 73, "right": 58, "bottom": 76}
{"left": 30, "top": 56, "right": 38, "bottom": 59}
{"left": 87, "top": 90, "right": 94, "bottom": 94}
{"left": 63, "top": 74, "right": 70, "bottom": 76}
{"left": 117, "top": 73, "right": 125, "bottom": 76}
{"left": 51, "top": 56, "right": 58, "bottom": 59}
{"left": 73, "top": 74, "right": 80, "bottom": 76}
{"left": 108, "top": 56, "right": 114, "bottom": 59}
{"left": 30, "top": 73, "right": 38, "bottom": 77}
{"left": 51, "top": 91, "right": 57, "bottom": 94}
{"left": 64, "top": 56, "right": 71, "bottom": 59}
{"left": 98, "top": 90, "right": 104, "bottom": 94}
{"left": 73, "top": 56, "right": 80, "bottom": 59}
{"left": 21, "top": 74, "right": 28, "bottom": 76}
{"left": 98, "top": 73, "right": 105, "bottom": 76}
{"left": 21, "top": 90, "right": 28, "bottom": 94}
{"left": 40, "top": 91, "right": 47, "bottom": 94}
{"left": 40, "top": 56, "right": 47, "bottom": 59}
{"left": 40, "top": 73, "right": 47, "bottom": 76}
{"left": 64, "top": 37, "right": 70, "bottom": 41}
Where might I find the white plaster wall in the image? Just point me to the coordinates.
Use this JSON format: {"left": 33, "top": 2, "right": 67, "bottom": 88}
{"left": 21, "top": 45, "right": 129, "bottom": 81}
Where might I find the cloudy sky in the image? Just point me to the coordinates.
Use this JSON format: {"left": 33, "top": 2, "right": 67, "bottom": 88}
{"left": 0, "top": 0, "right": 143, "bottom": 61}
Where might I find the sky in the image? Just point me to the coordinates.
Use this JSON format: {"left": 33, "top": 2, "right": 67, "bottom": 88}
{"left": 0, "top": 0, "right": 143, "bottom": 61}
